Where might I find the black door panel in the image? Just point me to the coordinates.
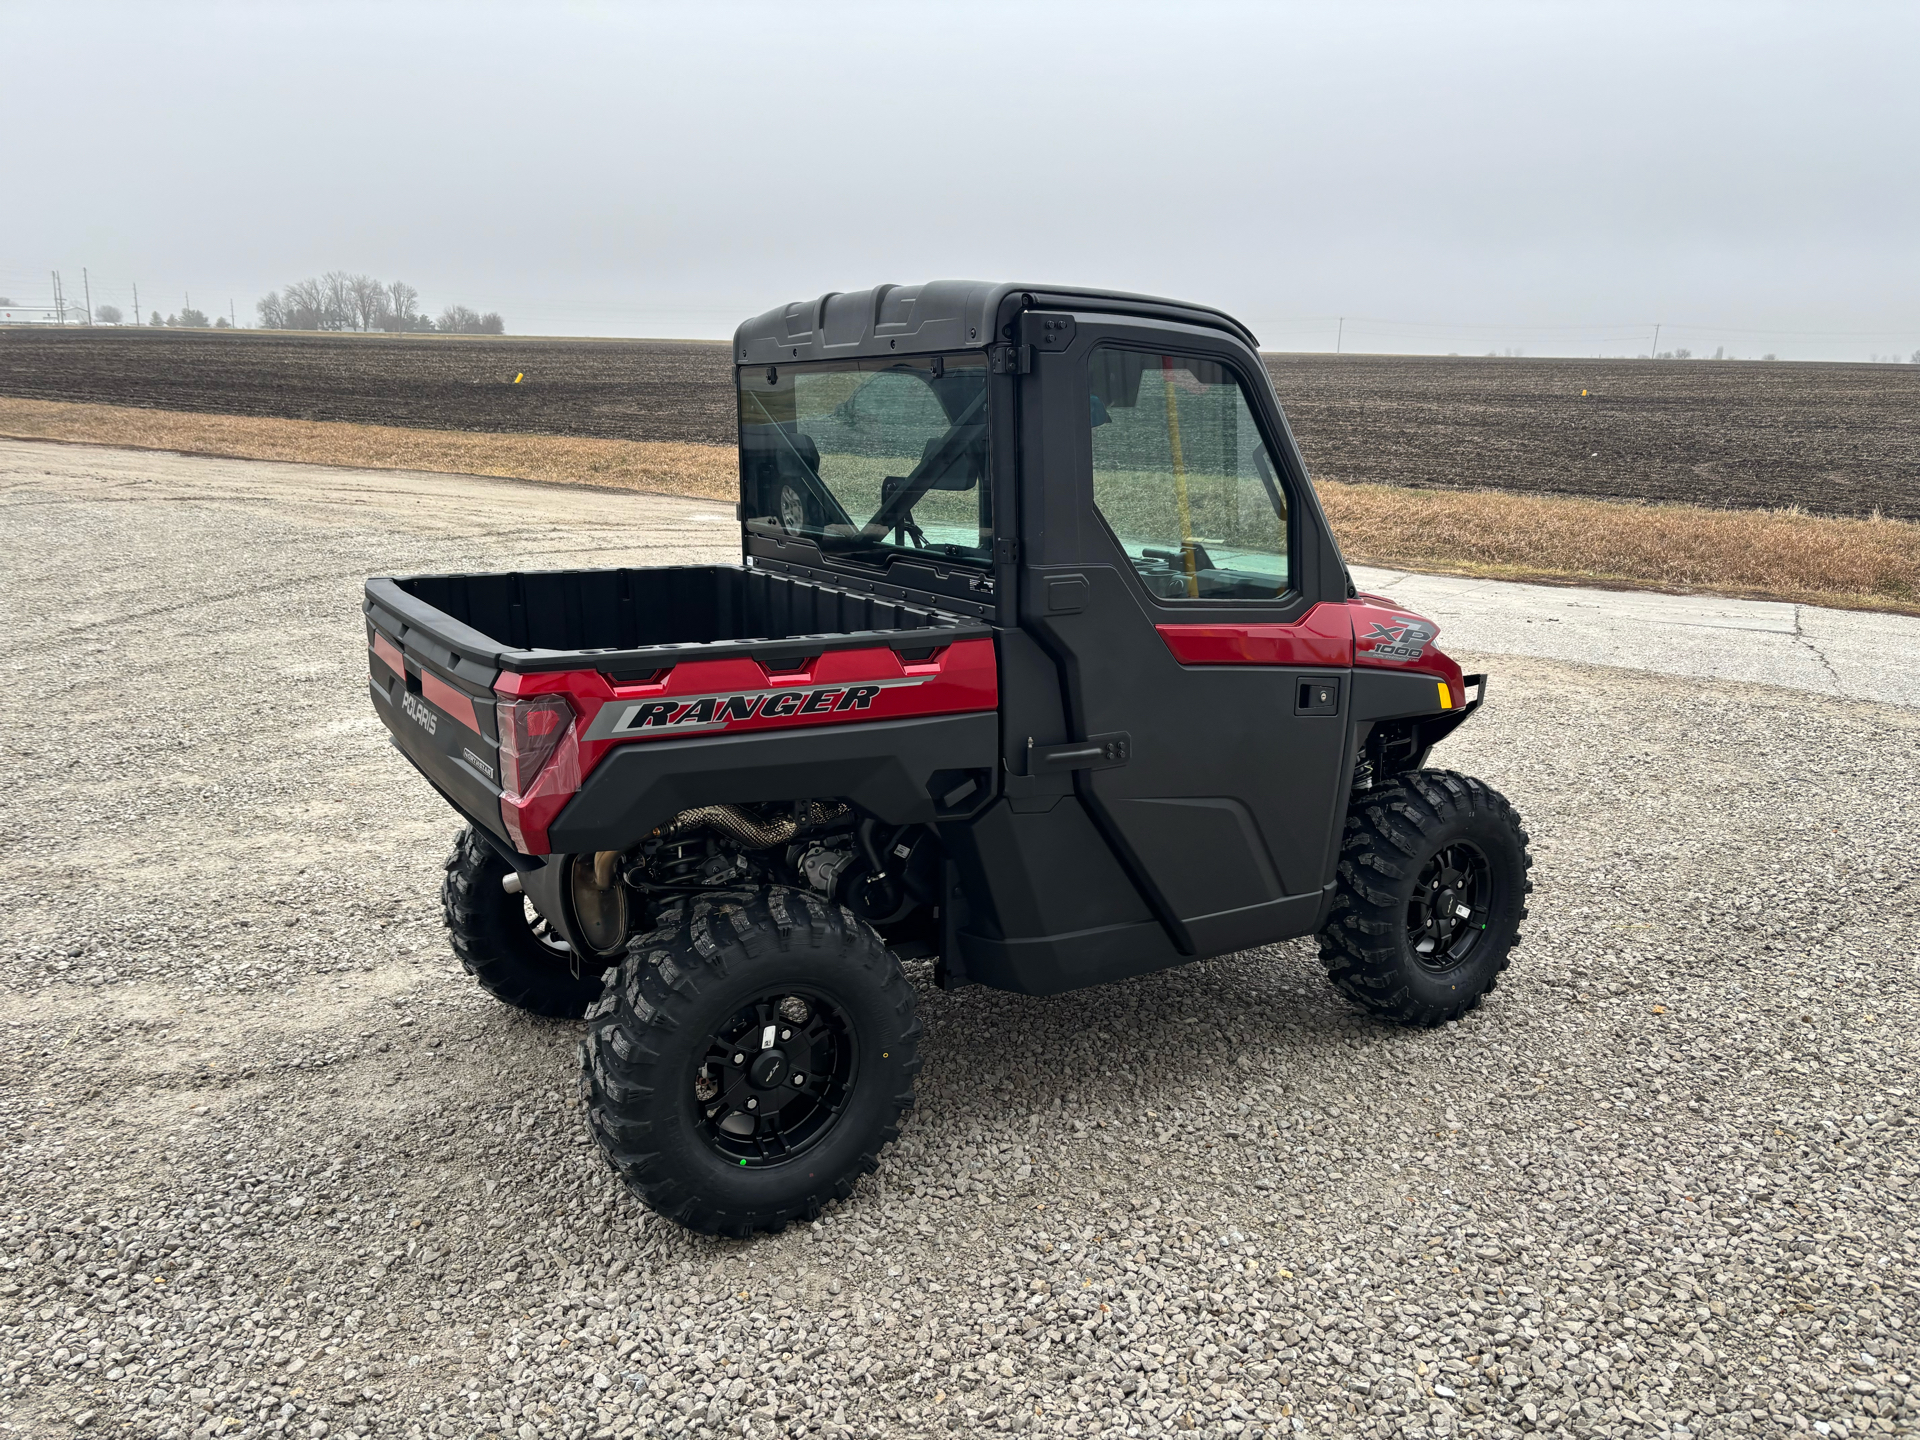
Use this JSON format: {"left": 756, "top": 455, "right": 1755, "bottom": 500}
{"left": 1028, "top": 568, "right": 1348, "bottom": 949}
{"left": 1015, "top": 320, "right": 1353, "bottom": 961}
{"left": 1112, "top": 795, "right": 1284, "bottom": 908}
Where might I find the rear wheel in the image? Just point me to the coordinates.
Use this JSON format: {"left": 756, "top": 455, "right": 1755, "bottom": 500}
{"left": 1317, "top": 769, "right": 1532, "bottom": 1026}
{"left": 580, "top": 886, "right": 920, "bottom": 1236}
{"left": 441, "top": 828, "right": 603, "bottom": 1018}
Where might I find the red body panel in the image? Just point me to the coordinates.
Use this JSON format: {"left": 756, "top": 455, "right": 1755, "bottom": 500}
{"left": 494, "top": 637, "right": 999, "bottom": 854}
{"left": 420, "top": 669, "right": 481, "bottom": 734}
{"left": 370, "top": 631, "right": 404, "bottom": 678}
{"left": 1155, "top": 597, "right": 1463, "bottom": 705}
{"left": 1156, "top": 602, "right": 1353, "bottom": 667}
{"left": 1347, "top": 597, "right": 1465, "bottom": 705}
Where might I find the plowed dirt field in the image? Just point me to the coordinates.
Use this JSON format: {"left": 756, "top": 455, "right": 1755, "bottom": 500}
{"left": 1, "top": 327, "right": 1912, "bottom": 518}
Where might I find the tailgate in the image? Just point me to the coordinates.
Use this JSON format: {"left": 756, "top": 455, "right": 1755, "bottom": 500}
{"left": 364, "top": 590, "right": 507, "bottom": 841}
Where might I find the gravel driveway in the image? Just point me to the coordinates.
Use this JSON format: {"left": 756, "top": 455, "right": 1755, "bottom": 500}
{"left": 1, "top": 441, "right": 1914, "bottom": 1441}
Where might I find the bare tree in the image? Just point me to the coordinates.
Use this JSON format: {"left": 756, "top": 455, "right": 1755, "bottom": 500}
{"left": 436, "top": 304, "right": 506, "bottom": 335}
{"left": 322, "top": 272, "right": 356, "bottom": 330}
{"left": 95, "top": 304, "right": 123, "bottom": 325}
{"left": 286, "top": 278, "right": 331, "bottom": 329}
{"left": 383, "top": 280, "right": 420, "bottom": 331}
{"left": 346, "top": 274, "right": 386, "bottom": 332}
{"left": 256, "top": 274, "right": 496, "bottom": 333}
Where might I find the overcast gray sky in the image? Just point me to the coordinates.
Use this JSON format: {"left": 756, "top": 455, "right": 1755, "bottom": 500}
{"left": 5, "top": 0, "right": 1915, "bottom": 359}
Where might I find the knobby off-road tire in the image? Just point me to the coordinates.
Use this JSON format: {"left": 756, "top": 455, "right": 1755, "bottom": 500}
{"left": 580, "top": 886, "right": 921, "bottom": 1237}
{"left": 442, "top": 828, "right": 603, "bottom": 1019}
{"left": 1318, "top": 769, "right": 1532, "bottom": 1026}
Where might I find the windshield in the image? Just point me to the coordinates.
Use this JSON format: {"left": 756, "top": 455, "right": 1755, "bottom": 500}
{"left": 739, "top": 354, "right": 990, "bottom": 564}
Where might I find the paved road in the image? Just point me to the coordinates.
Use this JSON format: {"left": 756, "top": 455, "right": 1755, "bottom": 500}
{"left": 2, "top": 438, "right": 1909, "bottom": 704}
{"left": 1, "top": 441, "right": 1915, "bottom": 1441}
{"left": 1353, "top": 568, "right": 1917, "bottom": 710}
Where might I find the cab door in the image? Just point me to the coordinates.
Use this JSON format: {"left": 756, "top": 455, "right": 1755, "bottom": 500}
{"left": 1014, "top": 315, "right": 1354, "bottom": 959}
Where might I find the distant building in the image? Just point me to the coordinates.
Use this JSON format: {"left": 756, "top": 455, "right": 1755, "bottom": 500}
{"left": 0, "top": 305, "right": 80, "bottom": 325}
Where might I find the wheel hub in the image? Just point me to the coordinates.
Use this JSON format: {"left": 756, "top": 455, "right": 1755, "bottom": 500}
{"left": 1408, "top": 841, "right": 1493, "bottom": 972}
{"left": 694, "top": 992, "right": 854, "bottom": 1167}
{"left": 749, "top": 1049, "right": 789, "bottom": 1089}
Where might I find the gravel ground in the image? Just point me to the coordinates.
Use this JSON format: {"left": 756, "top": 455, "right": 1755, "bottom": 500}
{"left": 1, "top": 442, "right": 1915, "bottom": 1441}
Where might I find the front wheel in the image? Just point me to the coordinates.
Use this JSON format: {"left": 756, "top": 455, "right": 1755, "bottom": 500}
{"left": 1317, "top": 769, "right": 1532, "bottom": 1026}
{"left": 580, "top": 886, "right": 921, "bottom": 1236}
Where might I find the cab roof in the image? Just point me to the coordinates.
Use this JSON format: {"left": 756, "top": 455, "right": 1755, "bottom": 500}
{"left": 732, "top": 281, "right": 1260, "bottom": 366}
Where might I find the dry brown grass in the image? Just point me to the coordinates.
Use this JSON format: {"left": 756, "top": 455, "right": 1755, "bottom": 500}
{"left": 0, "top": 398, "right": 737, "bottom": 502}
{"left": 1316, "top": 479, "right": 1918, "bottom": 613}
{"left": 1, "top": 397, "right": 1912, "bottom": 612}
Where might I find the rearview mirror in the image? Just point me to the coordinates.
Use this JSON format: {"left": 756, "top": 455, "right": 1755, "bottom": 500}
{"left": 911, "top": 434, "right": 981, "bottom": 491}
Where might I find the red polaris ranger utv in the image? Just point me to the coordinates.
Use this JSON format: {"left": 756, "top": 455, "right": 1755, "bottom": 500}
{"left": 365, "top": 282, "right": 1531, "bottom": 1235}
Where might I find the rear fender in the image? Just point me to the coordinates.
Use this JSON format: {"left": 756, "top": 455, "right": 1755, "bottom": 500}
{"left": 544, "top": 712, "right": 1001, "bottom": 855}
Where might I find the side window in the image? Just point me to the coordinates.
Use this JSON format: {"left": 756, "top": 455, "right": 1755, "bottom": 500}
{"left": 1088, "top": 346, "right": 1289, "bottom": 601}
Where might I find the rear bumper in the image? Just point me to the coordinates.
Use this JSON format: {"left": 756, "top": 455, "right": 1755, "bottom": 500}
{"left": 388, "top": 733, "right": 519, "bottom": 855}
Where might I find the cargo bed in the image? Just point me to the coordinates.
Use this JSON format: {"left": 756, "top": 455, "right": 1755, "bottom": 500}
{"left": 363, "top": 564, "right": 999, "bottom": 856}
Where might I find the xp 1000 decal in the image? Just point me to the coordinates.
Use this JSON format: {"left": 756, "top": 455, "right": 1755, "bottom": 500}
{"left": 1360, "top": 616, "right": 1435, "bottom": 663}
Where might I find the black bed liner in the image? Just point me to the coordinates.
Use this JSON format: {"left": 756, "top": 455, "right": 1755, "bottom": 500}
{"left": 364, "top": 563, "right": 990, "bottom": 677}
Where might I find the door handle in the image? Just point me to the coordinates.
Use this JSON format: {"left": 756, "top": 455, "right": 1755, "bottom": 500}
{"left": 1022, "top": 731, "right": 1130, "bottom": 775}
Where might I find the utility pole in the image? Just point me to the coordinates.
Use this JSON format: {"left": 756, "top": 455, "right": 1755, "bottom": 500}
{"left": 51, "top": 271, "right": 62, "bottom": 323}
{"left": 83, "top": 268, "right": 93, "bottom": 325}
{"left": 1336, "top": 317, "right": 1344, "bottom": 355}
{"left": 1651, "top": 323, "right": 1661, "bottom": 358}
{"left": 133, "top": 282, "right": 140, "bottom": 326}
{"left": 230, "top": 299, "right": 237, "bottom": 329}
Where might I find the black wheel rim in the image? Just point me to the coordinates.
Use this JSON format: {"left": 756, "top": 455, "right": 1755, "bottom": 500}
{"left": 1407, "top": 840, "right": 1494, "bottom": 973}
{"left": 693, "top": 990, "right": 856, "bottom": 1168}
{"left": 521, "top": 896, "right": 572, "bottom": 957}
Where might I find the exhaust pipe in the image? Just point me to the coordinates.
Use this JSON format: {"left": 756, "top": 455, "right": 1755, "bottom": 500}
{"left": 653, "top": 801, "right": 846, "bottom": 849}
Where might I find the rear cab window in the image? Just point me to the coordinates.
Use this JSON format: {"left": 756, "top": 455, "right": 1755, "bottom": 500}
{"left": 740, "top": 354, "right": 991, "bottom": 567}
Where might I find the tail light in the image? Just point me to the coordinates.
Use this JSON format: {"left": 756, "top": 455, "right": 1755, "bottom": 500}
{"left": 495, "top": 694, "right": 580, "bottom": 854}
{"left": 497, "top": 694, "right": 574, "bottom": 795}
